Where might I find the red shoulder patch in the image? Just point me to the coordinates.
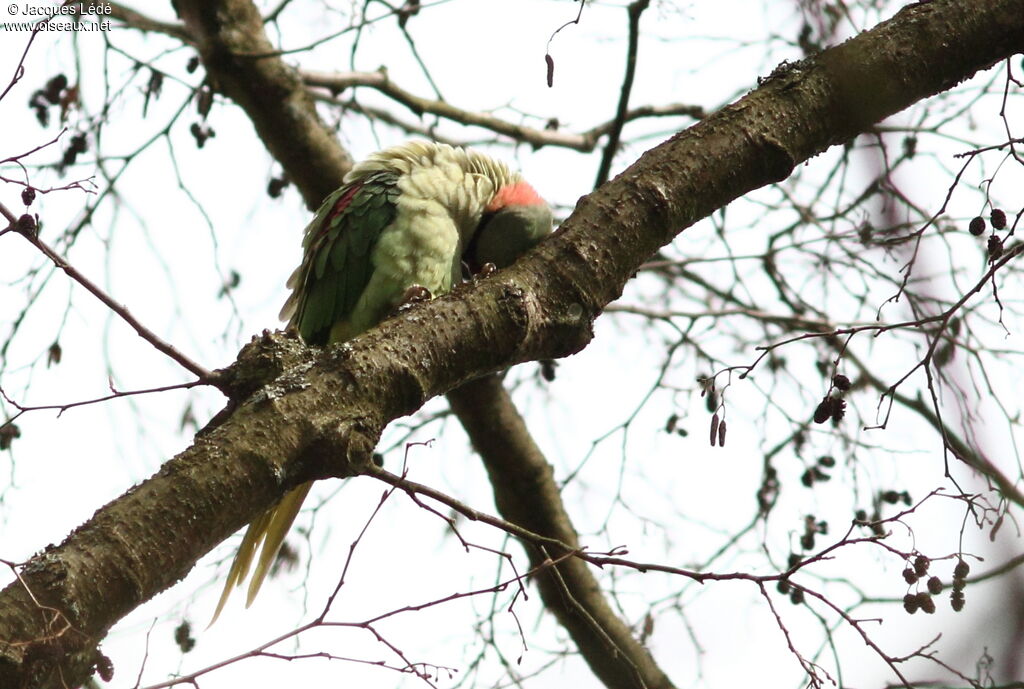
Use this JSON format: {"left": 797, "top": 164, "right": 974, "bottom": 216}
{"left": 487, "top": 181, "right": 545, "bottom": 212}
{"left": 326, "top": 182, "right": 363, "bottom": 223}
{"left": 310, "top": 182, "right": 363, "bottom": 246}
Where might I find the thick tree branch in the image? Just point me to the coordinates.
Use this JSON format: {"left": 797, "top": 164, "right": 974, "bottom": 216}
{"left": 1, "top": 0, "right": 1022, "bottom": 686}
{"left": 448, "top": 375, "right": 674, "bottom": 689}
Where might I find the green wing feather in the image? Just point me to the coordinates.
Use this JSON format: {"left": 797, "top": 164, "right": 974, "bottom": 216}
{"left": 211, "top": 173, "right": 398, "bottom": 625}
{"left": 288, "top": 171, "right": 399, "bottom": 345}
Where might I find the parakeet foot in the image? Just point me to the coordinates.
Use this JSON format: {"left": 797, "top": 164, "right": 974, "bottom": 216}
{"left": 401, "top": 284, "right": 432, "bottom": 304}
{"left": 475, "top": 262, "right": 498, "bottom": 278}
{"left": 393, "top": 285, "right": 432, "bottom": 316}
{"left": 461, "top": 260, "right": 498, "bottom": 280}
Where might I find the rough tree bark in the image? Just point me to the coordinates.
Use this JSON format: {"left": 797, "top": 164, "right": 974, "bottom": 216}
{"left": 0, "top": 0, "right": 1021, "bottom": 687}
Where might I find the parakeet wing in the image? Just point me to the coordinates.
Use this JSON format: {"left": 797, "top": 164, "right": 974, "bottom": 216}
{"left": 281, "top": 170, "right": 399, "bottom": 345}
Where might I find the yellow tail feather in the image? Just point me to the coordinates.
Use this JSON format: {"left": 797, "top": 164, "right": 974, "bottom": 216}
{"left": 210, "top": 482, "right": 313, "bottom": 624}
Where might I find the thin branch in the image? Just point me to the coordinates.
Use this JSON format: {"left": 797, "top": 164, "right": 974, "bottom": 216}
{"left": 5, "top": 214, "right": 215, "bottom": 383}
{"left": 304, "top": 68, "right": 703, "bottom": 151}
{"left": 366, "top": 465, "right": 575, "bottom": 554}
{"left": 74, "top": 1, "right": 193, "bottom": 43}
{"left": 0, "top": 379, "right": 202, "bottom": 422}
{"left": 594, "top": 0, "right": 649, "bottom": 188}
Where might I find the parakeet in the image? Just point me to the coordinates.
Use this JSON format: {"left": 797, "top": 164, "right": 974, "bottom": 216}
{"left": 212, "top": 141, "right": 552, "bottom": 622}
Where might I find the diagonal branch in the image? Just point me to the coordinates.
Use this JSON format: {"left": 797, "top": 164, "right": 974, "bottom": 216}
{"left": 1, "top": 1, "right": 1021, "bottom": 687}
{"left": 4, "top": 217, "right": 214, "bottom": 382}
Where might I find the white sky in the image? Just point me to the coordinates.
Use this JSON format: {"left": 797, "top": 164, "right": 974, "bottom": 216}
{"left": 1, "top": 1, "right": 1022, "bottom": 688}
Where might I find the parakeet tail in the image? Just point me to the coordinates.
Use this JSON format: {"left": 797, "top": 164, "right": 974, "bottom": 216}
{"left": 210, "top": 481, "right": 313, "bottom": 625}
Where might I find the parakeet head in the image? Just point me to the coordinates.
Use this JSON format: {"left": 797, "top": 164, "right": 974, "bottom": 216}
{"left": 469, "top": 181, "right": 553, "bottom": 271}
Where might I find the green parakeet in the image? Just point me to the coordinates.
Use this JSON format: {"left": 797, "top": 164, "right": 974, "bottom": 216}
{"left": 212, "top": 141, "right": 552, "bottom": 621}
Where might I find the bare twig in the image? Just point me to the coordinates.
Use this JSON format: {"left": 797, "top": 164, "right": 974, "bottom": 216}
{"left": 4, "top": 211, "right": 215, "bottom": 383}
{"left": 304, "top": 69, "right": 703, "bottom": 151}
{"left": 74, "top": 1, "right": 193, "bottom": 42}
{"left": 594, "top": 0, "right": 649, "bottom": 188}
{"left": 0, "top": 379, "right": 203, "bottom": 423}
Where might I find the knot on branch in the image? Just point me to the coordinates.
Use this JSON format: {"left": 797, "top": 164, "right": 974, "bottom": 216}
{"left": 508, "top": 256, "right": 596, "bottom": 360}
{"left": 544, "top": 298, "right": 596, "bottom": 359}
{"left": 299, "top": 418, "right": 378, "bottom": 481}
{"left": 214, "top": 329, "right": 308, "bottom": 401}
{"left": 757, "top": 135, "right": 796, "bottom": 183}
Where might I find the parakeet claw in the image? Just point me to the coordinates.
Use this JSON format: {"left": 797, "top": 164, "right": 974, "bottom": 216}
{"left": 393, "top": 285, "right": 432, "bottom": 316}
{"left": 460, "top": 260, "right": 497, "bottom": 282}
{"left": 475, "top": 262, "right": 498, "bottom": 278}
{"left": 401, "top": 284, "right": 432, "bottom": 304}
